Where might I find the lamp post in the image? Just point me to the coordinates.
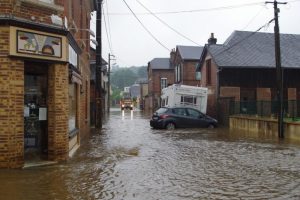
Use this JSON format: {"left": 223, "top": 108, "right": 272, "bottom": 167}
{"left": 95, "top": 0, "right": 103, "bottom": 129}
{"left": 108, "top": 53, "right": 115, "bottom": 112}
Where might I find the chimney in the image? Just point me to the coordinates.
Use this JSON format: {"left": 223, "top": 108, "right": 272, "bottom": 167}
{"left": 170, "top": 48, "right": 176, "bottom": 65}
{"left": 208, "top": 33, "right": 217, "bottom": 45}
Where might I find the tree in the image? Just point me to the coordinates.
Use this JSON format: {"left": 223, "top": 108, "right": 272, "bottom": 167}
{"left": 111, "top": 68, "right": 138, "bottom": 89}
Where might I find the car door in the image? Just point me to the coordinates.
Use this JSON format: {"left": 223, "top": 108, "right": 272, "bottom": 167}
{"left": 186, "top": 108, "right": 207, "bottom": 128}
{"left": 171, "top": 108, "right": 189, "bottom": 128}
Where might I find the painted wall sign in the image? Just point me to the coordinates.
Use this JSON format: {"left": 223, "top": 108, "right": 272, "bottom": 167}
{"left": 17, "top": 30, "right": 62, "bottom": 58}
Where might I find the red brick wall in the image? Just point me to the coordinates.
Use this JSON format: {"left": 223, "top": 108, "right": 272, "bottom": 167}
{"left": 182, "top": 61, "right": 199, "bottom": 86}
{"left": 147, "top": 67, "right": 175, "bottom": 111}
{"left": 0, "top": 1, "right": 64, "bottom": 25}
{"left": 200, "top": 55, "right": 218, "bottom": 117}
{"left": 152, "top": 70, "right": 175, "bottom": 95}
{"left": 65, "top": 0, "right": 92, "bottom": 139}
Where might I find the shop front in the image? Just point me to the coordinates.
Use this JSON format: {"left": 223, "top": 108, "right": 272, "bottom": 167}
{"left": 24, "top": 62, "right": 49, "bottom": 161}
{"left": 0, "top": 26, "right": 72, "bottom": 168}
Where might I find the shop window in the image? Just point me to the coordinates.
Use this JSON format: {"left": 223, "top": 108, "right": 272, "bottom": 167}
{"left": 69, "top": 83, "right": 78, "bottom": 132}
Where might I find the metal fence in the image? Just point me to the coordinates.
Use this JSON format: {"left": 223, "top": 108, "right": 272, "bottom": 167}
{"left": 217, "top": 99, "right": 300, "bottom": 126}
{"left": 229, "top": 100, "right": 300, "bottom": 119}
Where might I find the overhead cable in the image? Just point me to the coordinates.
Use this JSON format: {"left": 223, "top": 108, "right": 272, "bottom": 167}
{"left": 102, "top": 2, "right": 114, "bottom": 53}
{"left": 108, "top": 1, "right": 265, "bottom": 15}
{"left": 122, "top": 0, "right": 170, "bottom": 52}
{"left": 135, "top": 0, "right": 201, "bottom": 46}
{"left": 214, "top": 18, "right": 275, "bottom": 57}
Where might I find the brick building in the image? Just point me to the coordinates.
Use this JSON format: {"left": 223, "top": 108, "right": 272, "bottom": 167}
{"left": 0, "top": 0, "right": 96, "bottom": 168}
{"left": 146, "top": 58, "right": 174, "bottom": 112}
{"left": 197, "top": 31, "right": 300, "bottom": 124}
{"left": 171, "top": 45, "right": 203, "bottom": 86}
{"left": 90, "top": 47, "right": 108, "bottom": 126}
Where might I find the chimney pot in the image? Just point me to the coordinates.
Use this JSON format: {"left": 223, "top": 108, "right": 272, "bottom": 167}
{"left": 208, "top": 33, "right": 217, "bottom": 45}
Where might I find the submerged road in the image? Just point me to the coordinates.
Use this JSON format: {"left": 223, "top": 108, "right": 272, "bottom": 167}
{"left": 1, "top": 108, "right": 300, "bottom": 199}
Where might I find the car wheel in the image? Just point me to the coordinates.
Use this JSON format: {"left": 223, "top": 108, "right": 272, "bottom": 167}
{"left": 165, "top": 122, "right": 175, "bottom": 130}
{"left": 208, "top": 124, "right": 215, "bottom": 128}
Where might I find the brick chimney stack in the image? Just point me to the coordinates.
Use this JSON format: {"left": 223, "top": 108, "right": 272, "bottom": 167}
{"left": 170, "top": 48, "right": 176, "bottom": 66}
{"left": 208, "top": 33, "right": 217, "bottom": 45}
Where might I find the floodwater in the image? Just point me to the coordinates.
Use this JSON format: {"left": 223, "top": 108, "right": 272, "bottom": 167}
{"left": 1, "top": 108, "right": 300, "bottom": 200}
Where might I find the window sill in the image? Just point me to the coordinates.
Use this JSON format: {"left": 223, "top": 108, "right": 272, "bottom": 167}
{"left": 20, "top": 0, "right": 64, "bottom": 12}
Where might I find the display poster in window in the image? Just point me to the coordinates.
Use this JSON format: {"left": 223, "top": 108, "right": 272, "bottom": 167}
{"left": 39, "top": 108, "right": 47, "bottom": 121}
{"left": 17, "top": 30, "right": 62, "bottom": 58}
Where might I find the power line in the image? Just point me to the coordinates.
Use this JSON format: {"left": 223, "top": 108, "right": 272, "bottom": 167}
{"left": 214, "top": 18, "right": 275, "bottom": 57}
{"left": 241, "top": 6, "right": 265, "bottom": 30}
{"left": 105, "top": 0, "right": 113, "bottom": 51}
{"left": 122, "top": 0, "right": 170, "bottom": 52}
{"left": 108, "top": 1, "right": 265, "bottom": 15}
{"left": 102, "top": 3, "right": 113, "bottom": 53}
{"left": 135, "top": 0, "right": 200, "bottom": 46}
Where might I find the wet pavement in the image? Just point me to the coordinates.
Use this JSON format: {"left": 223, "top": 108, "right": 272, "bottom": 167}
{"left": 1, "top": 108, "right": 300, "bottom": 200}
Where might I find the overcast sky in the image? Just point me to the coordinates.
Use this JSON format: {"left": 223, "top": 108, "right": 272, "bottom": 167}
{"left": 91, "top": 0, "right": 300, "bottom": 67}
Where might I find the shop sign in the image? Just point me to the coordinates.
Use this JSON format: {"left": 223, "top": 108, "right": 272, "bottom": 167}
{"left": 17, "top": 30, "right": 62, "bottom": 58}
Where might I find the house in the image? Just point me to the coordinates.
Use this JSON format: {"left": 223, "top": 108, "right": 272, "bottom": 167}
{"left": 146, "top": 58, "right": 175, "bottom": 112}
{"left": 171, "top": 45, "right": 204, "bottom": 86}
{"left": 136, "top": 78, "right": 148, "bottom": 110}
{"left": 197, "top": 31, "right": 300, "bottom": 124}
{"left": 130, "top": 84, "right": 141, "bottom": 99}
{"left": 0, "top": 0, "right": 96, "bottom": 168}
{"left": 90, "top": 48, "right": 108, "bottom": 126}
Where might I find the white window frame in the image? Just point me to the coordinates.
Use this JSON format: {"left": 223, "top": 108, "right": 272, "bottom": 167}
{"left": 160, "top": 78, "right": 168, "bottom": 91}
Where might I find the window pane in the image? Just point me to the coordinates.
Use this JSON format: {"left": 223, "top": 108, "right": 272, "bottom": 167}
{"left": 196, "top": 72, "right": 201, "bottom": 80}
{"left": 161, "top": 78, "right": 167, "bottom": 90}
{"left": 187, "top": 109, "right": 200, "bottom": 118}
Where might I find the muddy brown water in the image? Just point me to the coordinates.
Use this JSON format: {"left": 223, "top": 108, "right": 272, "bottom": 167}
{"left": 1, "top": 108, "right": 300, "bottom": 200}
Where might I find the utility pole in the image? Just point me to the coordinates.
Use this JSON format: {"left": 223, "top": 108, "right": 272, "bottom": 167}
{"left": 266, "top": 0, "right": 287, "bottom": 138}
{"left": 108, "top": 53, "right": 115, "bottom": 113}
{"left": 95, "top": 0, "right": 103, "bottom": 129}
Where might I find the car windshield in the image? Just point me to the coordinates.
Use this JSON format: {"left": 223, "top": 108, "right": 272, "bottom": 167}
{"left": 156, "top": 108, "right": 168, "bottom": 114}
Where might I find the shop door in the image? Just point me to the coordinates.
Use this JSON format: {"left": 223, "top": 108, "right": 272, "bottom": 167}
{"left": 24, "top": 64, "right": 48, "bottom": 160}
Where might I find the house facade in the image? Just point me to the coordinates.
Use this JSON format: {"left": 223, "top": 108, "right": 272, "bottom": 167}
{"left": 145, "top": 58, "right": 174, "bottom": 112}
{"left": 136, "top": 78, "right": 148, "bottom": 110}
{"left": 197, "top": 31, "right": 300, "bottom": 123}
{"left": 90, "top": 48, "right": 108, "bottom": 127}
{"left": 171, "top": 45, "right": 203, "bottom": 86}
{"left": 0, "top": 0, "right": 96, "bottom": 168}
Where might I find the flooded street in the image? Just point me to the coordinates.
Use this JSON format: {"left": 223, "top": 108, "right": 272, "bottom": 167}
{"left": 1, "top": 109, "right": 300, "bottom": 200}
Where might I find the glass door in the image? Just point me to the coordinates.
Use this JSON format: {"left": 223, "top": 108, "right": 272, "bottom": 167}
{"left": 24, "top": 65, "right": 48, "bottom": 160}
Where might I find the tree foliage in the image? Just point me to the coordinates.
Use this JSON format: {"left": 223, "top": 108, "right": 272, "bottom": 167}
{"left": 110, "top": 66, "right": 146, "bottom": 90}
{"left": 110, "top": 66, "right": 147, "bottom": 103}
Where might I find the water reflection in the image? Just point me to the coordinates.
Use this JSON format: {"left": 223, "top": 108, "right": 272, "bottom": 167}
{"left": 121, "top": 109, "right": 134, "bottom": 120}
{"left": 1, "top": 109, "right": 300, "bottom": 200}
